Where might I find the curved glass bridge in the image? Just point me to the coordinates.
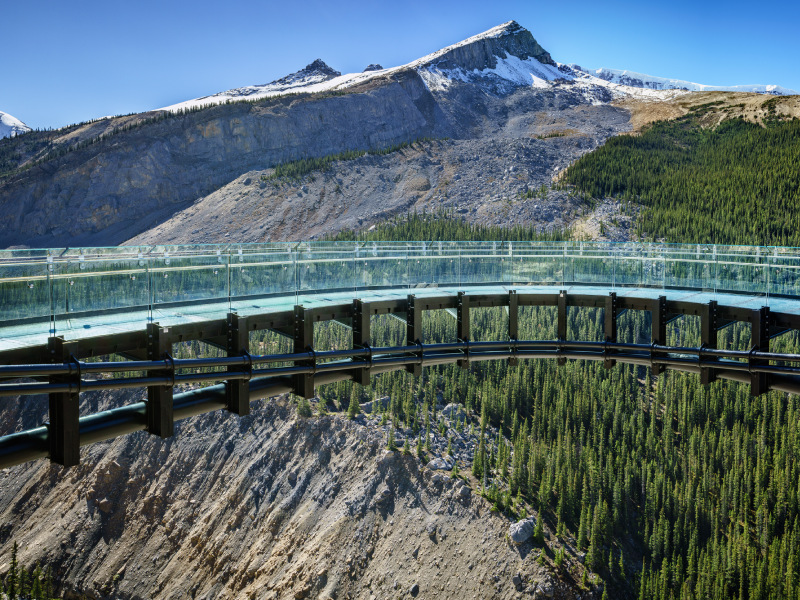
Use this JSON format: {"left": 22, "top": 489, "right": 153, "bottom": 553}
{"left": 2, "top": 240, "right": 800, "bottom": 469}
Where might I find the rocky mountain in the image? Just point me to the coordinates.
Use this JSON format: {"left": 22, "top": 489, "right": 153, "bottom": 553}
{"left": 0, "top": 111, "right": 30, "bottom": 139}
{"left": 0, "top": 20, "right": 795, "bottom": 249}
{"left": 569, "top": 65, "right": 798, "bottom": 95}
{"left": 0, "top": 392, "right": 587, "bottom": 599}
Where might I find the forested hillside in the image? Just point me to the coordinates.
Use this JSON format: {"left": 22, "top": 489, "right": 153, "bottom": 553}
{"left": 561, "top": 110, "right": 800, "bottom": 246}
{"left": 310, "top": 215, "right": 800, "bottom": 599}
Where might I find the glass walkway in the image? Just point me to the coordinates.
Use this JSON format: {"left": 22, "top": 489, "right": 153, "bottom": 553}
{"left": 2, "top": 241, "right": 800, "bottom": 354}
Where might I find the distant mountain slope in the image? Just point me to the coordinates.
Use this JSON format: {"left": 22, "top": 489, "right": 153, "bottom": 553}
{"left": 570, "top": 65, "right": 798, "bottom": 95}
{"left": 0, "top": 111, "right": 31, "bottom": 139}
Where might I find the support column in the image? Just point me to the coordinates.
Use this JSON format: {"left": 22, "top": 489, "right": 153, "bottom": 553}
{"left": 48, "top": 337, "right": 80, "bottom": 467}
{"left": 406, "top": 295, "right": 422, "bottom": 377}
{"left": 557, "top": 290, "right": 567, "bottom": 366}
{"left": 226, "top": 313, "right": 250, "bottom": 416}
{"left": 508, "top": 290, "right": 519, "bottom": 367}
{"left": 457, "top": 292, "right": 470, "bottom": 370}
{"left": 352, "top": 299, "right": 371, "bottom": 386}
{"left": 751, "top": 306, "right": 770, "bottom": 396}
{"left": 146, "top": 323, "right": 174, "bottom": 439}
{"left": 293, "top": 305, "right": 315, "bottom": 399}
{"left": 651, "top": 296, "right": 667, "bottom": 376}
{"left": 604, "top": 292, "right": 617, "bottom": 369}
{"left": 700, "top": 301, "right": 717, "bottom": 385}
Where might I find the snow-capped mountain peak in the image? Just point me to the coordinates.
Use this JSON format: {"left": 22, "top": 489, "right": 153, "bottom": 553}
{"left": 0, "top": 111, "right": 31, "bottom": 139}
{"left": 569, "top": 65, "right": 798, "bottom": 96}
{"left": 162, "top": 21, "right": 797, "bottom": 113}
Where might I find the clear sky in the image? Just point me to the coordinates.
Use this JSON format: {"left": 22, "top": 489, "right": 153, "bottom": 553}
{"left": 2, "top": 0, "right": 798, "bottom": 130}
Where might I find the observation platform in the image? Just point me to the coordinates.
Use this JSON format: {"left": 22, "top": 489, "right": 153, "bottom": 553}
{"left": 4, "top": 240, "right": 800, "bottom": 470}
{"left": 3, "top": 240, "right": 800, "bottom": 363}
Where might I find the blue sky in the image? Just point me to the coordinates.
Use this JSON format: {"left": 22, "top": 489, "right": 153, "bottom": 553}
{"left": 2, "top": 0, "right": 798, "bottom": 130}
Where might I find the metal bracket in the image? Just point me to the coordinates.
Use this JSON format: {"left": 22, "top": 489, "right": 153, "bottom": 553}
{"left": 604, "top": 292, "right": 617, "bottom": 369}
{"left": 47, "top": 337, "right": 80, "bottom": 467}
{"left": 557, "top": 290, "right": 567, "bottom": 366}
{"left": 146, "top": 323, "right": 174, "bottom": 439}
{"left": 651, "top": 296, "right": 667, "bottom": 376}
{"left": 457, "top": 291, "right": 470, "bottom": 370}
{"left": 508, "top": 290, "right": 519, "bottom": 367}
{"left": 406, "top": 295, "right": 422, "bottom": 377}
{"left": 293, "top": 305, "right": 315, "bottom": 399}
{"left": 352, "top": 299, "right": 371, "bottom": 386}
{"left": 751, "top": 306, "right": 770, "bottom": 396}
{"left": 700, "top": 301, "right": 717, "bottom": 385}
{"left": 226, "top": 313, "right": 251, "bottom": 416}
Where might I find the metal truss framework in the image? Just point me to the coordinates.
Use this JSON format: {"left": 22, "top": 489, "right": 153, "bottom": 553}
{"left": 2, "top": 289, "right": 800, "bottom": 470}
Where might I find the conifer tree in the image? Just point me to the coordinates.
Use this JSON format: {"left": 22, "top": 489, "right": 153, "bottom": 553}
{"left": 347, "top": 386, "right": 360, "bottom": 419}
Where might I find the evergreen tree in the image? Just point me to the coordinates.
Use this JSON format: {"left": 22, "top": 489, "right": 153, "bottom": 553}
{"left": 347, "top": 386, "right": 360, "bottom": 419}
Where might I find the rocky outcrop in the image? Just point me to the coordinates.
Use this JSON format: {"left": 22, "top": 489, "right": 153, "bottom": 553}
{"left": 0, "top": 395, "right": 585, "bottom": 600}
{"left": 0, "top": 77, "right": 437, "bottom": 247}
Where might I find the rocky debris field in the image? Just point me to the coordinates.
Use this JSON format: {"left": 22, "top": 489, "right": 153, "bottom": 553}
{"left": 0, "top": 391, "right": 602, "bottom": 600}
{"left": 126, "top": 99, "right": 633, "bottom": 246}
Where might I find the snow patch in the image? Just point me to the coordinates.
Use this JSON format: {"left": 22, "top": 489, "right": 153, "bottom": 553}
{"left": 0, "top": 111, "right": 31, "bottom": 139}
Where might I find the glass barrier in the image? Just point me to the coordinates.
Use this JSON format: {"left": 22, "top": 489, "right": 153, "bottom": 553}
{"left": 4, "top": 241, "right": 800, "bottom": 349}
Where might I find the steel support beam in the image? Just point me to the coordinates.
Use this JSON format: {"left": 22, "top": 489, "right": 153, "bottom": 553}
{"left": 406, "top": 295, "right": 422, "bottom": 377}
{"left": 751, "top": 306, "right": 770, "bottom": 396}
{"left": 47, "top": 337, "right": 80, "bottom": 467}
{"left": 293, "top": 305, "right": 315, "bottom": 398}
{"left": 652, "top": 296, "right": 667, "bottom": 376}
{"left": 457, "top": 292, "right": 470, "bottom": 370}
{"left": 146, "top": 323, "right": 173, "bottom": 439}
{"left": 700, "top": 301, "right": 718, "bottom": 385}
{"left": 557, "top": 290, "right": 567, "bottom": 366}
{"left": 226, "top": 313, "right": 250, "bottom": 416}
{"left": 508, "top": 290, "right": 519, "bottom": 367}
{"left": 604, "top": 292, "right": 617, "bottom": 369}
{"left": 352, "top": 299, "right": 371, "bottom": 386}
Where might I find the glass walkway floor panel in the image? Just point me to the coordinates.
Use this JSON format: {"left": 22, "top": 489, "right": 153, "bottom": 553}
{"left": 2, "top": 241, "right": 800, "bottom": 356}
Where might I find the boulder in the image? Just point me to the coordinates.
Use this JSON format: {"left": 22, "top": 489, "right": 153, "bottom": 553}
{"left": 440, "top": 403, "right": 465, "bottom": 418}
{"left": 508, "top": 517, "right": 536, "bottom": 544}
{"left": 459, "top": 485, "right": 471, "bottom": 498}
{"left": 98, "top": 498, "right": 113, "bottom": 513}
{"left": 426, "top": 456, "right": 454, "bottom": 471}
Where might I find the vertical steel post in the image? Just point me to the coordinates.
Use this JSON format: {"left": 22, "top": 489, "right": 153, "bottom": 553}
{"left": 604, "top": 292, "right": 617, "bottom": 369}
{"left": 700, "top": 301, "right": 718, "bottom": 385}
{"left": 226, "top": 313, "right": 250, "bottom": 416}
{"left": 293, "top": 305, "right": 315, "bottom": 399}
{"left": 406, "top": 294, "right": 422, "bottom": 377}
{"left": 457, "top": 292, "right": 470, "bottom": 370}
{"left": 751, "top": 306, "right": 770, "bottom": 396}
{"left": 557, "top": 290, "right": 567, "bottom": 366}
{"left": 508, "top": 290, "right": 519, "bottom": 367}
{"left": 352, "top": 299, "right": 371, "bottom": 386}
{"left": 146, "top": 323, "right": 174, "bottom": 438}
{"left": 651, "top": 296, "right": 667, "bottom": 376}
{"left": 47, "top": 337, "right": 80, "bottom": 467}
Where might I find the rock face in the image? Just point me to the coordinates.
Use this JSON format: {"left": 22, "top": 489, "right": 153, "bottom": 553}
{"left": 0, "top": 395, "right": 566, "bottom": 600}
{"left": 0, "top": 20, "right": 631, "bottom": 249}
{"left": 363, "top": 64, "right": 384, "bottom": 72}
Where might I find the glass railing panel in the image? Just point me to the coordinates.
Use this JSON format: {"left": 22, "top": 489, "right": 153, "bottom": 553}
{"left": 614, "top": 244, "right": 644, "bottom": 287}
{"left": 230, "top": 244, "right": 296, "bottom": 298}
{"left": 714, "top": 245, "right": 765, "bottom": 296}
{"left": 768, "top": 247, "right": 800, "bottom": 297}
{"left": 664, "top": 244, "right": 715, "bottom": 290}
{"left": 297, "top": 250, "right": 355, "bottom": 292}
{"left": 460, "top": 245, "right": 505, "bottom": 285}
{"left": 0, "top": 250, "right": 55, "bottom": 346}
{"left": 510, "top": 242, "right": 564, "bottom": 284}
{"left": 569, "top": 242, "right": 613, "bottom": 286}
{"left": 356, "top": 247, "right": 409, "bottom": 289}
{"left": 151, "top": 246, "right": 230, "bottom": 323}
{"left": 52, "top": 247, "right": 151, "bottom": 338}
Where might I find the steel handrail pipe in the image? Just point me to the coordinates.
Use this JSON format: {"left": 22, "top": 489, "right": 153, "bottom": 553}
{"left": 8, "top": 346, "right": 800, "bottom": 398}
{"left": 5, "top": 347, "right": 800, "bottom": 470}
{"left": 5, "top": 339, "right": 800, "bottom": 382}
